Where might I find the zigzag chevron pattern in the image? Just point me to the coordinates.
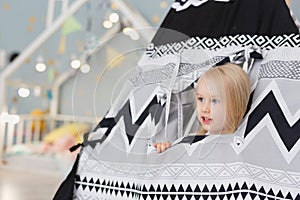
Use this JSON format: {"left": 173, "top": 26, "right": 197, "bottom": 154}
{"left": 145, "top": 34, "right": 300, "bottom": 58}
{"left": 88, "top": 95, "right": 164, "bottom": 148}
{"left": 233, "top": 80, "right": 300, "bottom": 163}
{"left": 245, "top": 91, "right": 300, "bottom": 151}
{"left": 74, "top": 176, "right": 300, "bottom": 200}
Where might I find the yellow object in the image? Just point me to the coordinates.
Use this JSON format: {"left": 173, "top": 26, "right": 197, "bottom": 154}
{"left": 31, "top": 109, "right": 46, "bottom": 134}
{"left": 3, "top": 3, "right": 10, "bottom": 11}
{"left": 58, "top": 35, "right": 66, "bottom": 54}
{"left": 43, "top": 123, "right": 90, "bottom": 144}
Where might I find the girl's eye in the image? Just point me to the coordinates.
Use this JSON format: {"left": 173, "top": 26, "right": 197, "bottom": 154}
{"left": 198, "top": 97, "right": 205, "bottom": 102}
{"left": 211, "top": 99, "right": 220, "bottom": 104}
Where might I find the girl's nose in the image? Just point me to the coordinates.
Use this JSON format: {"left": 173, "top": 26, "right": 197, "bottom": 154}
{"left": 202, "top": 102, "right": 210, "bottom": 113}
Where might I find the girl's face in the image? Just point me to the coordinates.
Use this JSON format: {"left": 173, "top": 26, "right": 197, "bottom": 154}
{"left": 196, "top": 78, "right": 230, "bottom": 134}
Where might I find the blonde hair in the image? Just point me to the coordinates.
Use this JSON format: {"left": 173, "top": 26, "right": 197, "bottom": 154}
{"left": 197, "top": 63, "right": 251, "bottom": 134}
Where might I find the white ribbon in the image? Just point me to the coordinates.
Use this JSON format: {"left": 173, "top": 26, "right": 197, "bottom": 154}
{"left": 172, "top": 0, "right": 231, "bottom": 12}
{"left": 164, "top": 53, "right": 182, "bottom": 137}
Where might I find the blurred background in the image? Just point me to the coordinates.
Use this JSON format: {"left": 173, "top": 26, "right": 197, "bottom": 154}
{"left": 0, "top": 0, "right": 299, "bottom": 199}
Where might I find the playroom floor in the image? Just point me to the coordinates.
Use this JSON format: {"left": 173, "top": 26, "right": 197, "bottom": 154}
{"left": 0, "top": 149, "right": 75, "bottom": 200}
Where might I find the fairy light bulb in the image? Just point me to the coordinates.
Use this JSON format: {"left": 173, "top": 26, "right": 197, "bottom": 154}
{"left": 109, "top": 13, "right": 119, "bottom": 23}
{"left": 35, "top": 56, "right": 46, "bottom": 72}
{"left": 103, "top": 20, "right": 113, "bottom": 29}
{"left": 71, "top": 59, "right": 81, "bottom": 69}
{"left": 18, "top": 88, "right": 30, "bottom": 98}
{"left": 80, "top": 63, "right": 91, "bottom": 73}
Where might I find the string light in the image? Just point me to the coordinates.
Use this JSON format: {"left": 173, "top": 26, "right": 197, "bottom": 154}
{"left": 71, "top": 58, "right": 81, "bottom": 69}
{"left": 123, "top": 27, "right": 140, "bottom": 40}
{"left": 35, "top": 56, "right": 46, "bottom": 72}
{"left": 18, "top": 88, "right": 30, "bottom": 98}
{"left": 70, "top": 54, "right": 81, "bottom": 69}
{"left": 103, "top": 20, "right": 113, "bottom": 29}
{"left": 35, "top": 63, "right": 46, "bottom": 72}
{"left": 80, "top": 63, "right": 91, "bottom": 73}
{"left": 109, "top": 13, "right": 119, "bottom": 23}
{"left": 123, "top": 27, "right": 133, "bottom": 34}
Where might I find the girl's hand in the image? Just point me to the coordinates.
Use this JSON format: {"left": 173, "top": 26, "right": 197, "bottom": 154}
{"left": 153, "top": 142, "right": 171, "bottom": 153}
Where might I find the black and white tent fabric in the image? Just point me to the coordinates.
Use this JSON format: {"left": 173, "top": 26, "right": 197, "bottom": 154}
{"left": 54, "top": 0, "right": 300, "bottom": 199}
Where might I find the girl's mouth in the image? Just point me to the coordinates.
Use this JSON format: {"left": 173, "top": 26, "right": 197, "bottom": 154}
{"left": 201, "top": 116, "right": 212, "bottom": 124}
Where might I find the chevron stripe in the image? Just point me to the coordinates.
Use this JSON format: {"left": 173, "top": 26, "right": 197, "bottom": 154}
{"left": 86, "top": 95, "right": 164, "bottom": 148}
{"left": 231, "top": 80, "right": 300, "bottom": 163}
{"left": 245, "top": 91, "right": 300, "bottom": 151}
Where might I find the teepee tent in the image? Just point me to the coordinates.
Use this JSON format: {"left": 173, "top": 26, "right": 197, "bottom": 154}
{"left": 54, "top": 0, "right": 300, "bottom": 199}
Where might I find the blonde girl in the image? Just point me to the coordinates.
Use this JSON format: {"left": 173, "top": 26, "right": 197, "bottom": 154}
{"left": 154, "top": 63, "right": 251, "bottom": 153}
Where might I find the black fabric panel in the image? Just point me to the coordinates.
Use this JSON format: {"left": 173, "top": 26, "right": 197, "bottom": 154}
{"left": 152, "top": 0, "right": 299, "bottom": 45}
{"left": 52, "top": 155, "right": 80, "bottom": 200}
